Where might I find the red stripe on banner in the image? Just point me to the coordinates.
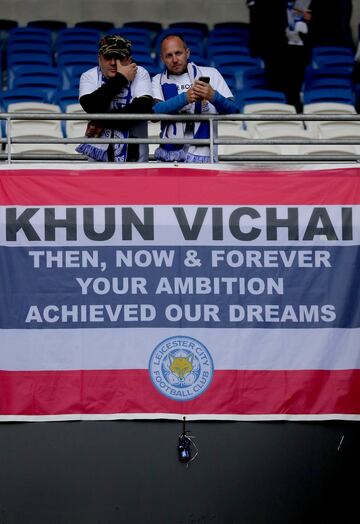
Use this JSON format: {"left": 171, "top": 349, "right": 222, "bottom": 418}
{"left": 0, "top": 167, "right": 360, "bottom": 205}
{"left": 0, "top": 369, "right": 360, "bottom": 417}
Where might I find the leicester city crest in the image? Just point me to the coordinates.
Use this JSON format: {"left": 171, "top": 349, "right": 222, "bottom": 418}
{"left": 149, "top": 336, "right": 214, "bottom": 401}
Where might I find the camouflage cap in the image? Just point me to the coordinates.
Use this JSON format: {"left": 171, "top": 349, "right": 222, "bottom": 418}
{"left": 98, "top": 34, "right": 132, "bottom": 57}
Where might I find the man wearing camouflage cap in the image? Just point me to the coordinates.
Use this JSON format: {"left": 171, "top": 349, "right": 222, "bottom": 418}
{"left": 76, "top": 35, "right": 153, "bottom": 162}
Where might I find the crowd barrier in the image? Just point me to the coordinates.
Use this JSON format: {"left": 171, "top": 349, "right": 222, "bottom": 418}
{"left": 1, "top": 112, "right": 360, "bottom": 163}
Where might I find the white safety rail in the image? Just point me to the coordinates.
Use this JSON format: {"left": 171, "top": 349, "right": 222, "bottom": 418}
{"left": 1, "top": 112, "right": 360, "bottom": 163}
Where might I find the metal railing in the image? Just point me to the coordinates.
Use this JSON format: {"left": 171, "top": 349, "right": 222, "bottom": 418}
{"left": 1, "top": 112, "right": 360, "bottom": 163}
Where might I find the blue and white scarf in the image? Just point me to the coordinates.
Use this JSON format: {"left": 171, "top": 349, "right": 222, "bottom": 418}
{"left": 76, "top": 68, "right": 132, "bottom": 162}
{"left": 155, "top": 63, "right": 214, "bottom": 163}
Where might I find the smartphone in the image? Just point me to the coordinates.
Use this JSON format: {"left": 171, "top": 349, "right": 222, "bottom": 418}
{"left": 198, "top": 76, "right": 210, "bottom": 83}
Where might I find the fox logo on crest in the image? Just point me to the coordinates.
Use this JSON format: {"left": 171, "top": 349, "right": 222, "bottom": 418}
{"left": 149, "top": 336, "right": 214, "bottom": 401}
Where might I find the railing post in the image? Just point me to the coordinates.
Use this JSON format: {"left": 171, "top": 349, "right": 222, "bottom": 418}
{"left": 209, "top": 117, "right": 214, "bottom": 164}
{"left": 6, "top": 117, "right": 12, "bottom": 164}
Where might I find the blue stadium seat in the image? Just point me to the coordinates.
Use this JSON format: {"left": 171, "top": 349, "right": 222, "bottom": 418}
{"left": 304, "top": 66, "right": 352, "bottom": 87}
{"left": 27, "top": 20, "right": 67, "bottom": 31}
{"left": 75, "top": 21, "right": 115, "bottom": 32}
{"left": 211, "top": 55, "right": 261, "bottom": 69}
{"left": 8, "top": 26, "right": 52, "bottom": 45}
{"left": 168, "top": 22, "right": 209, "bottom": 37}
{"left": 52, "top": 89, "right": 80, "bottom": 111}
{"left": 7, "top": 53, "right": 54, "bottom": 87}
{"left": 242, "top": 68, "right": 269, "bottom": 90}
{"left": 312, "top": 46, "right": 354, "bottom": 59}
{"left": 0, "top": 88, "right": 49, "bottom": 110}
{"left": 56, "top": 43, "right": 98, "bottom": 61}
{"left": 12, "top": 76, "right": 61, "bottom": 103}
{"left": 304, "top": 77, "right": 353, "bottom": 91}
{"left": 213, "top": 21, "right": 250, "bottom": 31}
{"left": 57, "top": 54, "right": 98, "bottom": 89}
{"left": 0, "top": 19, "right": 18, "bottom": 45}
{"left": 236, "top": 89, "right": 287, "bottom": 111}
{"left": 65, "top": 65, "right": 91, "bottom": 90}
{"left": 123, "top": 21, "right": 163, "bottom": 33}
{"left": 131, "top": 43, "right": 153, "bottom": 56}
{"left": 146, "top": 64, "right": 163, "bottom": 77}
{"left": 208, "top": 28, "right": 250, "bottom": 45}
{"left": 131, "top": 52, "right": 156, "bottom": 68}
{"left": 218, "top": 71, "right": 237, "bottom": 93}
{"left": 108, "top": 28, "right": 152, "bottom": 49}
{"left": 7, "top": 65, "right": 61, "bottom": 89}
{"left": 7, "top": 42, "right": 51, "bottom": 57}
{"left": 56, "top": 28, "right": 100, "bottom": 48}
{"left": 312, "top": 54, "right": 354, "bottom": 70}
{"left": 303, "top": 88, "right": 355, "bottom": 106}
{"left": 207, "top": 44, "right": 251, "bottom": 60}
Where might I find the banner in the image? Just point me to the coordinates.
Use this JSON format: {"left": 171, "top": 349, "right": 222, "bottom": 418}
{"left": 0, "top": 164, "right": 359, "bottom": 421}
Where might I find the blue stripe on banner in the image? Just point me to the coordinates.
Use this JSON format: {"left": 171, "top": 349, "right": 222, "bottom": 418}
{"left": 0, "top": 245, "right": 359, "bottom": 329}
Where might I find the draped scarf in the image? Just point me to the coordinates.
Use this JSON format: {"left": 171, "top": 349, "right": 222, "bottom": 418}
{"left": 76, "top": 68, "right": 132, "bottom": 162}
{"left": 155, "top": 62, "right": 214, "bottom": 163}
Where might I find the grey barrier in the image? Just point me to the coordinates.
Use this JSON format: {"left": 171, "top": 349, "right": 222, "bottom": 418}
{"left": 1, "top": 112, "right": 360, "bottom": 163}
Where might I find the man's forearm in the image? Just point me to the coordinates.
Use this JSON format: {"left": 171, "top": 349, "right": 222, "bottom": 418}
{"left": 152, "top": 93, "right": 188, "bottom": 114}
{"left": 80, "top": 73, "right": 129, "bottom": 113}
{"left": 211, "top": 92, "right": 239, "bottom": 114}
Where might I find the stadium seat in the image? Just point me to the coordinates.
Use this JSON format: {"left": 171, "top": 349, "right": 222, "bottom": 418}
{"left": 7, "top": 53, "right": 53, "bottom": 82}
{"left": 218, "top": 143, "right": 282, "bottom": 157}
{"left": 7, "top": 27, "right": 52, "bottom": 51}
{"left": 207, "top": 44, "right": 251, "bottom": 60}
{"left": 304, "top": 77, "right": 353, "bottom": 91}
{"left": 108, "top": 27, "right": 152, "bottom": 48}
{"left": 208, "top": 33, "right": 250, "bottom": 48}
{"left": 131, "top": 52, "right": 156, "bottom": 68}
{"left": 7, "top": 41, "right": 51, "bottom": 57}
{"left": 304, "top": 66, "right": 352, "bottom": 88}
{"left": 7, "top": 65, "right": 61, "bottom": 89}
{"left": 56, "top": 28, "right": 101, "bottom": 47}
{"left": 12, "top": 76, "right": 61, "bottom": 103}
{"left": 75, "top": 21, "right": 115, "bottom": 32}
{"left": 64, "top": 103, "right": 87, "bottom": 152}
{"left": 7, "top": 118, "right": 63, "bottom": 139}
{"left": 311, "top": 54, "right": 354, "bottom": 70}
{"left": 303, "top": 101, "right": 357, "bottom": 135}
{"left": 64, "top": 65, "right": 91, "bottom": 90}
{"left": 317, "top": 122, "right": 360, "bottom": 140}
{"left": 168, "top": 22, "right": 209, "bottom": 36}
{"left": 211, "top": 55, "right": 261, "bottom": 69}
{"left": 1, "top": 88, "right": 49, "bottom": 110}
{"left": 303, "top": 102, "right": 357, "bottom": 114}
{"left": 7, "top": 101, "right": 61, "bottom": 113}
{"left": 123, "top": 21, "right": 163, "bottom": 33}
{"left": 57, "top": 55, "right": 98, "bottom": 89}
{"left": 147, "top": 121, "right": 161, "bottom": 156}
{"left": 0, "top": 18, "right": 18, "bottom": 32}
{"left": 236, "top": 89, "right": 287, "bottom": 112}
{"left": 243, "top": 102, "right": 296, "bottom": 114}
{"left": 56, "top": 42, "right": 98, "bottom": 57}
{"left": 312, "top": 45, "right": 353, "bottom": 57}
{"left": 27, "top": 20, "right": 67, "bottom": 31}
{"left": 242, "top": 68, "right": 269, "bottom": 90}
{"left": 303, "top": 88, "right": 355, "bottom": 106}
{"left": 298, "top": 144, "right": 360, "bottom": 156}
{"left": 7, "top": 143, "right": 74, "bottom": 156}
{"left": 217, "top": 120, "right": 246, "bottom": 138}
{"left": 213, "top": 21, "right": 250, "bottom": 30}
{"left": 52, "top": 89, "right": 81, "bottom": 112}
